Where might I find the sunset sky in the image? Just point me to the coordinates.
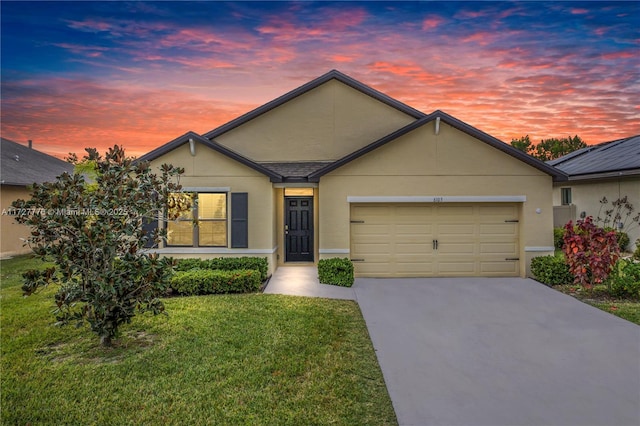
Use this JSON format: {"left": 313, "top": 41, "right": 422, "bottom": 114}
{"left": 1, "top": 1, "right": 638, "bottom": 158}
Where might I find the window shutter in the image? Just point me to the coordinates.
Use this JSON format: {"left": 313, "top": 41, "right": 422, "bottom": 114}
{"left": 142, "top": 216, "right": 159, "bottom": 248}
{"left": 231, "top": 193, "right": 248, "bottom": 248}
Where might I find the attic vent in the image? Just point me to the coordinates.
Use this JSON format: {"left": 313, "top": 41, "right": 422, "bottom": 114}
{"left": 14, "top": 155, "right": 20, "bottom": 162}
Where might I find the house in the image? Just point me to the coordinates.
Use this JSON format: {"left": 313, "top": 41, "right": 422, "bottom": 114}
{"left": 0, "top": 138, "right": 74, "bottom": 257}
{"left": 139, "top": 70, "right": 567, "bottom": 277}
{"left": 548, "top": 135, "right": 640, "bottom": 250}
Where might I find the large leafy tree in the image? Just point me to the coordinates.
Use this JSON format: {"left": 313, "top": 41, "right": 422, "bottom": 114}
{"left": 12, "top": 145, "right": 188, "bottom": 346}
{"left": 510, "top": 135, "right": 586, "bottom": 161}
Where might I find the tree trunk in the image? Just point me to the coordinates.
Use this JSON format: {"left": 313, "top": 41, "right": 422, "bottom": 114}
{"left": 100, "top": 335, "right": 112, "bottom": 347}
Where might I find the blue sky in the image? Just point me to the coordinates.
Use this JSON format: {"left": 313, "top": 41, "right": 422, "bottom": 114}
{"left": 1, "top": 1, "right": 638, "bottom": 157}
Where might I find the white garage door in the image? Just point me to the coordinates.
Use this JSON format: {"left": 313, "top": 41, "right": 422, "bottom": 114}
{"left": 350, "top": 203, "right": 520, "bottom": 277}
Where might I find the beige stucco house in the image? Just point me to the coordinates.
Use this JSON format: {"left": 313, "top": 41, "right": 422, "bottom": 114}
{"left": 549, "top": 135, "right": 640, "bottom": 251}
{"left": 1, "top": 138, "right": 74, "bottom": 258}
{"left": 139, "top": 70, "right": 567, "bottom": 277}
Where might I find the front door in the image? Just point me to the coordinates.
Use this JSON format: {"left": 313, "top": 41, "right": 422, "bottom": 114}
{"left": 285, "top": 197, "right": 314, "bottom": 262}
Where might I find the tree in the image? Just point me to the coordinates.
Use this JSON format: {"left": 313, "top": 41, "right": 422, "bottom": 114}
{"left": 510, "top": 135, "right": 586, "bottom": 161}
{"left": 510, "top": 135, "right": 534, "bottom": 156}
{"left": 12, "top": 145, "right": 189, "bottom": 346}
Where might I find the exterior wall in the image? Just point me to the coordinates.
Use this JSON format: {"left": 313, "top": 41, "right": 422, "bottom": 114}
{"left": 215, "top": 80, "right": 416, "bottom": 162}
{"left": 553, "top": 177, "right": 640, "bottom": 251}
{"left": 318, "top": 121, "right": 555, "bottom": 277}
{"left": 0, "top": 185, "right": 32, "bottom": 257}
{"left": 147, "top": 141, "right": 278, "bottom": 274}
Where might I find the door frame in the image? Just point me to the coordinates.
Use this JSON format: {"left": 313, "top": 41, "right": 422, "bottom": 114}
{"left": 284, "top": 196, "right": 314, "bottom": 262}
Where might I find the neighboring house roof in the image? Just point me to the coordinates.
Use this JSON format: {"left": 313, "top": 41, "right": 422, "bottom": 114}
{"left": 139, "top": 70, "right": 568, "bottom": 183}
{"left": 548, "top": 135, "right": 640, "bottom": 180}
{"left": 1, "top": 138, "right": 74, "bottom": 186}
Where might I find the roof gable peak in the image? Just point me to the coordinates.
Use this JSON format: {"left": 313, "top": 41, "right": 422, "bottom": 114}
{"left": 203, "top": 69, "right": 424, "bottom": 140}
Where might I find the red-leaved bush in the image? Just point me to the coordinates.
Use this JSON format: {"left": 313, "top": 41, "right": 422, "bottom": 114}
{"left": 563, "top": 216, "right": 620, "bottom": 287}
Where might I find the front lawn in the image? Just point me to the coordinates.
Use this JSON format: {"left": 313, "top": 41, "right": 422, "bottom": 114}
{"left": 1, "top": 255, "right": 397, "bottom": 425}
{"left": 553, "top": 284, "right": 640, "bottom": 325}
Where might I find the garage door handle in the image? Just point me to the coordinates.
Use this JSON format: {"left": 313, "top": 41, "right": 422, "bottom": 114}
{"left": 350, "top": 220, "right": 365, "bottom": 223}
{"left": 504, "top": 220, "right": 519, "bottom": 223}
{"left": 350, "top": 258, "right": 365, "bottom": 262}
{"left": 505, "top": 258, "right": 520, "bottom": 261}
{"left": 433, "top": 239, "right": 439, "bottom": 250}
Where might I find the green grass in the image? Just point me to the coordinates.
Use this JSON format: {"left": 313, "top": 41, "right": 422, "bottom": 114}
{"left": 1, "top": 255, "right": 397, "bottom": 425}
{"left": 588, "top": 301, "right": 640, "bottom": 324}
{"left": 553, "top": 284, "right": 640, "bottom": 325}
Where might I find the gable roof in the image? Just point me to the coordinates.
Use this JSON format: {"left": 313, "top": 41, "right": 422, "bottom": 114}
{"left": 203, "top": 69, "right": 425, "bottom": 140}
{"left": 307, "top": 110, "right": 567, "bottom": 182}
{"left": 547, "top": 135, "right": 640, "bottom": 180}
{"left": 136, "top": 131, "right": 284, "bottom": 182}
{"left": 140, "top": 70, "right": 567, "bottom": 183}
{"left": 1, "top": 138, "right": 74, "bottom": 186}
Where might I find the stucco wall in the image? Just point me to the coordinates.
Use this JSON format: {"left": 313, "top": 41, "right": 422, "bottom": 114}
{"left": 214, "top": 79, "right": 415, "bottom": 162}
{"left": 318, "top": 121, "right": 555, "bottom": 277}
{"left": 1, "top": 185, "right": 32, "bottom": 257}
{"left": 553, "top": 177, "right": 640, "bottom": 251}
{"left": 148, "top": 141, "right": 278, "bottom": 273}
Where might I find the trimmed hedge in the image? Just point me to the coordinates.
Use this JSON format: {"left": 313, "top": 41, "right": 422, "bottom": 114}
{"left": 170, "top": 269, "right": 262, "bottom": 296}
{"left": 531, "top": 254, "right": 574, "bottom": 286}
{"left": 174, "top": 257, "right": 268, "bottom": 282}
{"left": 318, "top": 258, "right": 354, "bottom": 287}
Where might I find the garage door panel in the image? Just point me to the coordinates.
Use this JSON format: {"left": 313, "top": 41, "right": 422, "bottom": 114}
{"left": 438, "top": 224, "right": 475, "bottom": 235}
{"left": 396, "top": 262, "right": 435, "bottom": 274}
{"left": 480, "top": 242, "right": 518, "bottom": 255}
{"left": 438, "top": 242, "right": 475, "bottom": 254}
{"left": 438, "top": 206, "right": 474, "bottom": 217}
{"left": 396, "top": 243, "right": 433, "bottom": 254}
{"left": 350, "top": 203, "right": 520, "bottom": 277}
{"left": 480, "top": 261, "right": 519, "bottom": 274}
{"left": 479, "top": 224, "right": 518, "bottom": 235}
{"left": 353, "top": 243, "right": 391, "bottom": 254}
{"left": 438, "top": 261, "right": 476, "bottom": 274}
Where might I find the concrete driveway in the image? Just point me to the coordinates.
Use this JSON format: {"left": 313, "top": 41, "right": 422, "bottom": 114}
{"left": 354, "top": 277, "right": 640, "bottom": 426}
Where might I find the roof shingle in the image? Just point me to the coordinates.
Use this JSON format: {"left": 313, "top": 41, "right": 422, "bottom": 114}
{"left": 1, "top": 138, "right": 74, "bottom": 186}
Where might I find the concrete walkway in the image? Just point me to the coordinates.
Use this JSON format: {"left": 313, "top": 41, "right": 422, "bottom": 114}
{"left": 263, "top": 265, "right": 356, "bottom": 300}
{"left": 264, "top": 268, "right": 640, "bottom": 426}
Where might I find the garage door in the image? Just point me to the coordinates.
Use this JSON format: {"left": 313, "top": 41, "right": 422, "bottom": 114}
{"left": 350, "top": 203, "right": 520, "bottom": 277}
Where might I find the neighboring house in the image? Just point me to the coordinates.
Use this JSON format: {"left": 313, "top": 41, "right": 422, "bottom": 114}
{"left": 0, "top": 138, "right": 74, "bottom": 257}
{"left": 549, "top": 135, "right": 640, "bottom": 250}
{"left": 139, "top": 70, "right": 567, "bottom": 278}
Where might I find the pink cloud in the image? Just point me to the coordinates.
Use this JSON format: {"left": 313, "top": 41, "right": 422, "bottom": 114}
{"left": 422, "top": 16, "right": 445, "bottom": 30}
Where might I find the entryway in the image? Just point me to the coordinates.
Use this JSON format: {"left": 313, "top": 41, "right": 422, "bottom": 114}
{"left": 285, "top": 196, "right": 314, "bottom": 262}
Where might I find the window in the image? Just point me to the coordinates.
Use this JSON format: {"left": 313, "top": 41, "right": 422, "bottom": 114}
{"left": 167, "top": 193, "right": 227, "bottom": 247}
{"left": 561, "top": 188, "right": 572, "bottom": 205}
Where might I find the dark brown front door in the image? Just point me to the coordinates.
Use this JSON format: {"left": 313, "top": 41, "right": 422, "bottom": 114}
{"left": 285, "top": 197, "right": 313, "bottom": 262}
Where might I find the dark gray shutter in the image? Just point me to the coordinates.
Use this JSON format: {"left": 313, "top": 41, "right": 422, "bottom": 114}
{"left": 142, "top": 216, "right": 159, "bottom": 248}
{"left": 231, "top": 193, "right": 248, "bottom": 248}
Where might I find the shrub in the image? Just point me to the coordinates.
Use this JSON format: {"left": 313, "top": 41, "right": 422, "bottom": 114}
{"left": 553, "top": 227, "right": 565, "bottom": 250}
{"left": 174, "top": 257, "right": 269, "bottom": 281}
{"left": 318, "top": 258, "right": 354, "bottom": 287}
{"left": 170, "top": 269, "right": 262, "bottom": 296}
{"left": 608, "top": 260, "right": 640, "bottom": 299}
{"left": 563, "top": 217, "right": 620, "bottom": 287}
{"left": 634, "top": 240, "right": 640, "bottom": 261}
{"left": 531, "top": 254, "right": 573, "bottom": 285}
{"left": 604, "top": 228, "right": 630, "bottom": 252}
